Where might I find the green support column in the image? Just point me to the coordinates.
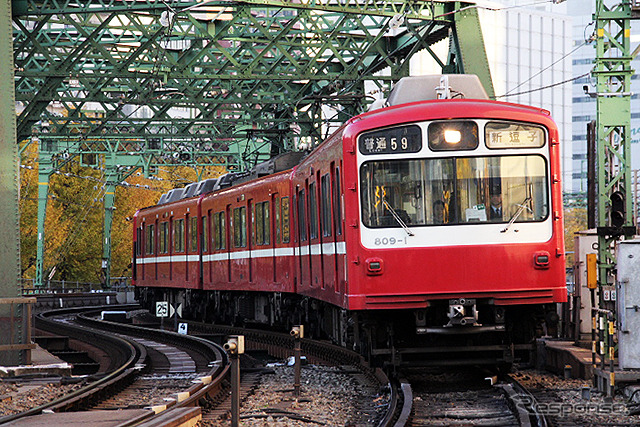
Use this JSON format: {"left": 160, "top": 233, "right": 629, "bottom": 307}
{"left": 445, "top": 2, "right": 495, "bottom": 98}
{"left": 34, "top": 152, "right": 52, "bottom": 289}
{"left": 101, "top": 165, "right": 118, "bottom": 289}
{"left": 593, "top": 0, "right": 635, "bottom": 294}
{"left": 0, "top": 0, "right": 24, "bottom": 365}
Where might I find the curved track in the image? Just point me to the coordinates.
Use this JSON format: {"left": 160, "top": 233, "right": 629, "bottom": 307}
{"left": 184, "top": 319, "right": 395, "bottom": 426}
{"left": 0, "top": 306, "right": 228, "bottom": 426}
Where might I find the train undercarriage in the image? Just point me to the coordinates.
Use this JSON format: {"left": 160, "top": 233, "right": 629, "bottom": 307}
{"left": 136, "top": 286, "right": 558, "bottom": 369}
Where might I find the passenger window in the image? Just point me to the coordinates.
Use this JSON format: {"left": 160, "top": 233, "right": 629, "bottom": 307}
{"left": 321, "top": 174, "right": 332, "bottom": 237}
{"left": 136, "top": 226, "right": 143, "bottom": 256}
{"left": 174, "top": 218, "right": 185, "bottom": 253}
{"left": 282, "top": 197, "right": 290, "bottom": 243}
{"left": 190, "top": 216, "right": 198, "bottom": 252}
{"left": 255, "top": 201, "right": 270, "bottom": 245}
{"left": 233, "top": 207, "right": 247, "bottom": 248}
{"left": 275, "top": 196, "right": 281, "bottom": 244}
{"left": 159, "top": 222, "right": 168, "bottom": 254}
{"left": 334, "top": 168, "right": 343, "bottom": 235}
{"left": 309, "top": 182, "right": 318, "bottom": 240}
{"left": 214, "top": 211, "right": 226, "bottom": 250}
{"left": 256, "top": 203, "right": 263, "bottom": 245}
{"left": 146, "top": 224, "right": 155, "bottom": 255}
{"left": 202, "top": 216, "right": 208, "bottom": 253}
{"left": 297, "top": 190, "right": 307, "bottom": 241}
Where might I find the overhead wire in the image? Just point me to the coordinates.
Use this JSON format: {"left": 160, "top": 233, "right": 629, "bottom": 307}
{"left": 495, "top": 20, "right": 596, "bottom": 99}
{"left": 495, "top": 72, "right": 591, "bottom": 98}
{"left": 435, "top": 0, "right": 557, "bottom": 18}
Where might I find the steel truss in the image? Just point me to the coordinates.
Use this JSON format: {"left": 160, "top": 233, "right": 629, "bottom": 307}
{"left": 11, "top": 1, "right": 493, "bottom": 287}
{"left": 594, "top": 1, "right": 635, "bottom": 287}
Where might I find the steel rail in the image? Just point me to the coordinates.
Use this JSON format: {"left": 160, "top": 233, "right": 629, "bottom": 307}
{"left": 0, "top": 306, "right": 146, "bottom": 423}
{"left": 75, "top": 307, "right": 230, "bottom": 426}
{"left": 0, "top": 305, "right": 229, "bottom": 426}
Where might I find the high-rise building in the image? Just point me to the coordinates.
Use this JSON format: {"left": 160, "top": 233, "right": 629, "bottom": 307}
{"left": 412, "top": 0, "right": 574, "bottom": 190}
{"left": 568, "top": 0, "right": 640, "bottom": 198}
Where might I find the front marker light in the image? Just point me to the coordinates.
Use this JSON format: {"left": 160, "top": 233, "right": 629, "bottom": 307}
{"left": 534, "top": 251, "right": 551, "bottom": 269}
{"left": 366, "top": 258, "right": 384, "bottom": 275}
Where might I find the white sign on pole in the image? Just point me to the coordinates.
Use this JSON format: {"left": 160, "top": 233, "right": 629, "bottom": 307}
{"left": 178, "top": 322, "right": 188, "bottom": 335}
{"left": 156, "top": 301, "right": 169, "bottom": 318}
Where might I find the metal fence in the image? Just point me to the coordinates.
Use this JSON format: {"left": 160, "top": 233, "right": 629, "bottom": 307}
{"left": 21, "top": 277, "right": 133, "bottom": 295}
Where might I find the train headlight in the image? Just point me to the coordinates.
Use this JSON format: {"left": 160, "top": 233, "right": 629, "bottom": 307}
{"left": 428, "top": 121, "right": 478, "bottom": 151}
{"left": 444, "top": 129, "right": 461, "bottom": 144}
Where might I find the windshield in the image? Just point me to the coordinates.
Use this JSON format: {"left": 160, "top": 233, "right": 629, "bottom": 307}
{"left": 360, "top": 155, "right": 548, "bottom": 227}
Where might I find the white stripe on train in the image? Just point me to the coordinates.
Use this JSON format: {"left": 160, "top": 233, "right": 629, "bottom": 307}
{"left": 137, "top": 241, "right": 346, "bottom": 264}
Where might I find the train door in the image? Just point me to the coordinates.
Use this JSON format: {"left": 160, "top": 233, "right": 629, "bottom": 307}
{"left": 211, "top": 209, "right": 227, "bottom": 286}
{"left": 248, "top": 199, "right": 254, "bottom": 283}
{"left": 184, "top": 214, "right": 190, "bottom": 283}
{"left": 154, "top": 219, "right": 159, "bottom": 281}
{"left": 169, "top": 216, "right": 174, "bottom": 281}
{"left": 296, "top": 186, "right": 310, "bottom": 287}
{"left": 206, "top": 210, "right": 213, "bottom": 285}
{"left": 225, "top": 205, "right": 232, "bottom": 282}
{"left": 320, "top": 173, "right": 335, "bottom": 291}
{"left": 333, "top": 164, "right": 345, "bottom": 294}
{"left": 271, "top": 193, "right": 279, "bottom": 283}
{"left": 190, "top": 214, "right": 201, "bottom": 286}
{"left": 281, "top": 196, "right": 292, "bottom": 289}
{"left": 136, "top": 222, "right": 148, "bottom": 280}
{"left": 257, "top": 198, "right": 273, "bottom": 286}
{"left": 198, "top": 213, "right": 206, "bottom": 290}
{"left": 309, "top": 178, "right": 323, "bottom": 289}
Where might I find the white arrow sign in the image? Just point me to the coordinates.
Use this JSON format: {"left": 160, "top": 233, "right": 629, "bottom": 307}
{"left": 169, "top": 303, "right": 183, "bottom": 318}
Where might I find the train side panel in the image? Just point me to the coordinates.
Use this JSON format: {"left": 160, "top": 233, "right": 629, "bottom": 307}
{"left": 134, "top": 197, "right": 200, "bottom": 290}
{"left": 291, "top": 130, "right": 347, "bottom": 308}
{"left": 200, "top": 171, "right": 296, "bottom": 294}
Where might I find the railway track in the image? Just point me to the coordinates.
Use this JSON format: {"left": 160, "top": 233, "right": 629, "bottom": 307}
{"left": 15, "top": 305, "right": 622, "bottom": 426}
{"left": 183, "top": 319, "right": 394, "bottom": 426}
{"left": 387, "top": 367, "right": 553, "bottom": 427}
{"left": 509, "top": 370, "right": 640, "bottom": 427}
{"left": 1, "top": 306, "right": 395, "bottom": 426}
{"left": 0, "top": 306, "right": 228, "bottom": 426}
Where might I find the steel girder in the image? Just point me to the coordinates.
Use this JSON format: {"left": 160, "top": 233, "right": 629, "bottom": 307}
{"left": 12, "top": 1, "right": 471, "bottom": 165}
{"left": 1, "top": 0, "right": 25, "bottom": 365}
{"left": 12, "top": 1, "right": 493, "bottom": 287}
{"left": 593, "top": 0, "right": 635, "bottom": 289}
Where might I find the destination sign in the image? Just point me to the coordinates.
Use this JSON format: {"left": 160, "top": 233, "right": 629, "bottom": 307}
{"left": 359, "top": 125, "right": 422, "bottom": 155}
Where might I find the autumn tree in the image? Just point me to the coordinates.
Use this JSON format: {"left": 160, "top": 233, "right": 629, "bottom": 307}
{"left": 20, "top": 145, "right": 225, "bottom": 285}
{"left": 564, "top": 207, "right": 588, "bottom": 268}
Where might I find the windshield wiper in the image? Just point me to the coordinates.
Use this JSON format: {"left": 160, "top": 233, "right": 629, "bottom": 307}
{"left": 501, "top": 196, "right": 532, "bottom": 233}
{"left": 382, "top": 199, "right": 414, "bottom": 236}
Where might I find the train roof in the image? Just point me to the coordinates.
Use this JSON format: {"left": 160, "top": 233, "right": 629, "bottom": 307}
{"left": 386, "top": 75, "right": 489, "bottom": 106}
{"left": 147, "top": 151, "right": 306, "bottom": 210}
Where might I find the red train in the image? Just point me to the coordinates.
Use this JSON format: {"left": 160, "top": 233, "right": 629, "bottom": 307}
{"left": 133, "top": 75, "right": 566, "bottom": 366}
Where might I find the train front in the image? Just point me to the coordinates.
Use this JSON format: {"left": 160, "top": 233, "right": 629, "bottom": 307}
{"left": 343, "top": 76, "right": 567, "bottom": 366}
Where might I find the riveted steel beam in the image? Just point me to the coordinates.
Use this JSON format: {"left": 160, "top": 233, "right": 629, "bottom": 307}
{"left": 1, "top": 0, "right": 23, "bottom": 365}
{"left": 13, "top": 1, "right": 493, "bottom": 287}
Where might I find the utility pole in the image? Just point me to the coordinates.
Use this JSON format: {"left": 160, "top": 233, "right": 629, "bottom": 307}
{"left": 590, "top": 0, "right": 638, "bottom": 395}
{"left": 593, "top": 0, "right": 635, "bottom": 298}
